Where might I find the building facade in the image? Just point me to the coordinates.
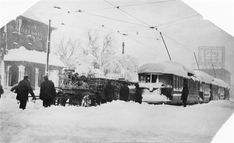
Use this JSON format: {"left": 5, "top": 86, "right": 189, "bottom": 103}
{"left": 198, "top": 46, "right": 231, "bottom": 85}
{"left": 0, "top": 16, "right": 63, "bottom": 89}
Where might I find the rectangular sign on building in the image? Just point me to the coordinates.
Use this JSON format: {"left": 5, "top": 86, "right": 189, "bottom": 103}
{"left": 198, "top": 46, "right": 225, "bottom": 69}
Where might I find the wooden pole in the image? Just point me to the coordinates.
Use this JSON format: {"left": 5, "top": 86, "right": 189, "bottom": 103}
{"left": 46, "top": 19, "right": 51, "bottom": 76}
{"left": 122, "top": 42, "right": 125, "bottom": 54}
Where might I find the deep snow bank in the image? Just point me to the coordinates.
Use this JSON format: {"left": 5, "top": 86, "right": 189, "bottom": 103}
{"left": 0, "top": 92, "right": 234, "bottom": 143}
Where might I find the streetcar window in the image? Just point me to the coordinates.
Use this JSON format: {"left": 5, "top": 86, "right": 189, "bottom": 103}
{"left": 152, "top": 75, "right": 157, "bottom": 83}
{"left": 146, "top": 75, "right": 150, "bottom": 83}
{"left": 173, "top": 77, "right": 176, "bottom": 88}
{"left": 138, "top": 75, "right": 145, "bottom": 82}
{"left": 176, "top": 76, "right": 179, "bottom": 89}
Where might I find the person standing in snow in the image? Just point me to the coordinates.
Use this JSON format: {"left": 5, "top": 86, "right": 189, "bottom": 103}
{"left": 104, "top": 81, "right": 115, "bottom": 102}
{"left": 119, "top": 83, "right": 129, "bottom": 101}
{"left": 13, "top": 75, "right": 36, "bottom": 110}
{"left": 181, "top": 79, "right": 189, "bottom": 107}
{"left": 135, "top": 83, "right": 142, "bottom": 104}
{"left": 81, "top": 94, "right": 92, "bottom": 107}
{"left": 0, "top": 83, "right": 3, "bottom": 98}
{"left": 39, "top": 75, "right": 56, "bottom": 107}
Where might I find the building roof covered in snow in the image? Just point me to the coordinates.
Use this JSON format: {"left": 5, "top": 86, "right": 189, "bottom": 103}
{"left": 138, "top": 61, "right": 193, "bottom": 78}
{"left": 4, "top": 46, "right": 64, "bottom": 67}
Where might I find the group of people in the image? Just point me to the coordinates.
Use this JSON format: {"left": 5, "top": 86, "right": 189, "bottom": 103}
{"left": 11, "top": 74, "right": 56, "bottom": 110}
{"left": 2, "top": 75, "right": 189, "bottom": 109}
{"left": 103, "top": 81, "right": 143, "bottom": 104}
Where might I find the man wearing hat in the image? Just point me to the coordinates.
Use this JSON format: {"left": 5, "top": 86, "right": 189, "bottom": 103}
{"left": 39, "top": 75, "right": 56, "bottom": 107}
{"left": 14, "top": 75, "right": 36, "bottom": 110}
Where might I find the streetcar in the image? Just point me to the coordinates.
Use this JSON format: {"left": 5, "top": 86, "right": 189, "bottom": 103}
{"left": 137, "top": 61, "right": 230, "bottom": 105}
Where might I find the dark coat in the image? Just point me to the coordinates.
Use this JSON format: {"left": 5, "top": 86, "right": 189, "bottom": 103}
{"left": 135, "top": 87, "right": 142, "bottom": 104}
{"left": 0, "top": 84, "right": 3, "bottom": 97}
{"left": 15, "top": 79, "right": 35, "bottom": 101}
{"left": 119, "top": 85, "right": 129, "bottom": 101}
{"left": 104, "top": 83, "right": 115, "bottom": 102}
{"left": 181, "top": 85, "right": 189, "bottom": 101}
{"left": 39, "top": 80, "right": 56, "bottom": 101}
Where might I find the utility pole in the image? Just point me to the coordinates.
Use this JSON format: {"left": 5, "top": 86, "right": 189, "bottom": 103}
{"left": 212, "top": 64, "right": 216, "bottom": 77}
{"left": 45, "top": 19, "right": 51, "bottom": 76}
{"left": 193, "top": 52, "right": 199, "bottom": 69}
{"left": 158, "top": 31, "right": 172, "bottom": 61}
{"left": 122, "top": 42, "right": 125, "bottom": 54}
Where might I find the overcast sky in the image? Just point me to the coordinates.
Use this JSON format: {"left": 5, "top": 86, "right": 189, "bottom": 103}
{"left": 1, "top": 0, "right": 234, "bottom": 36}
{"left": 183, "top": 0, "right": 234, "bottom": 36}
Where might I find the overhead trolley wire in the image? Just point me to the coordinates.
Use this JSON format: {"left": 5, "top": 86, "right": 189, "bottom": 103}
{"left": 85, "top": 0, "right": 176, "bottom": 11}
{"left": 53, "top": 6, "right": 149, "bottom": 28}
{"left": 53, "top": 3, "right": 199, "bottom": 63}
{"left": 161, "top": 32, "right": 194, "bottom": 52}
{"left": 103, "top": 0, "right": 151, "bottom": 27}
{"left": 116, "top": 0, "right": 177, "bottom": 8}
{"left": 81, "top": 11, "right": 149, "bottom": 28}
{"left": 156, "top": 13, "right": 201, "bottom": 28}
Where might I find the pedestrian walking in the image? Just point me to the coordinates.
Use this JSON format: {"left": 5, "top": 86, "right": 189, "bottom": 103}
{"left": 135, "top": 83, "right": 142, "bottom": 104}
{"left": 104, "top": 81, "right": 114, "bottom": 102}
{"left": 181, "top": 79, "right": 189, "bottom": 107}
{"left": 0, "top": 83, "right": 4, "bottom": 98}
{"left": 119, "top": 83, "right": 129, "bottom": 101}
{"left": 11, "top": 75, "right": 36, "bottom": 110}
{"left": 39, "top": 75, "right": 56, "bottom": 107}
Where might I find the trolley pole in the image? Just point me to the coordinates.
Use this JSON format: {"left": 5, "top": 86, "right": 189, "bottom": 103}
{"left": 46, "top": 19, "right": 51, "bottom": 76}
{"left": 159, "top": 31, "right": 172, "bottom": 61}
{"left": 212, "top": 64, "right": 216, "bottom": 77}
{"left": 193, "top": 52, "right": 199, "bottom": 69}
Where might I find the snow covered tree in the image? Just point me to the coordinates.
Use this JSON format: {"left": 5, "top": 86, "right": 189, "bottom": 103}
{"left": 87, "top": 30, "right": 118, "bottom": 75}
{"left": 86, "top": 30, "right": 139, "bottom": 80}
{"left": 55, "top": 39, "right": 82, "bottom": 68}
{"left": 117, "top": 54, "right": 139, "bottom": 81}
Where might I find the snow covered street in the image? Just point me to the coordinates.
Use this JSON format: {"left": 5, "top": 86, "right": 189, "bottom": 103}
{"left": 1, "top": 91, "right": 234, "bottom": 143}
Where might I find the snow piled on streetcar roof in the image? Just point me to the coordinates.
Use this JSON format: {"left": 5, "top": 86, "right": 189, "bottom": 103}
{"left": 212, "top": 78, "right": 230, "bottom": 88}
{"left": 137, "top": 61, "right": 193, "bottom": 78}
{"left": 4, "top": 46, "right": 64, "bottom": 67}
{"left": 0, "top": 92, "right": 234, "bottom": 143}
{"left": 194, "top": 70, "right": 229, "bottom": 88}
{"left": 194, "top": 70, "right": 214, "bottom": 83}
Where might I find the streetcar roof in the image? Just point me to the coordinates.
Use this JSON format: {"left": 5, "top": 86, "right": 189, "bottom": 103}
{"left": 194, "top": 70, "right": 214, "bottom": 84}
{"left": 138, "top": 61, "right": 193, "bottom": 78}
{"left": 212, "top": 78, "right": 229, "bottom": 88}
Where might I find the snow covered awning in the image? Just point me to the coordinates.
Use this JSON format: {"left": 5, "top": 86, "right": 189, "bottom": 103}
{"left": 138, "top": 61, "right": 193, "bottom": 78}
{"left": 4, "top": 46, "right": 64, "bottom": 67}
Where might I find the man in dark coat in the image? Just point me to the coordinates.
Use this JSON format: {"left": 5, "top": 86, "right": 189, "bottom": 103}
{"left": 181, "top": 79, "right": 189, "bottom": 107}
{"left": 0, "top": 83, "right": 3, "bottom": 98}
{"left": 135, "top": 83, "right": 142, "bottom": 104}
{"left": 13, "top": 75, "right": 36, "bottom": 110}
{"left": 119, "top": 83, "right": 129, "bottom": 101}
{"left": 104, "top": 81, "right": 115, "bottom": 102}
{"left": 39, "top": 75, "right": 56, "bottom": 107}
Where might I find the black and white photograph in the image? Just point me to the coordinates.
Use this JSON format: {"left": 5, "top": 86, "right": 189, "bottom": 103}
{"left": 0, "top": 0, "right": 234, "bottom": 142}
